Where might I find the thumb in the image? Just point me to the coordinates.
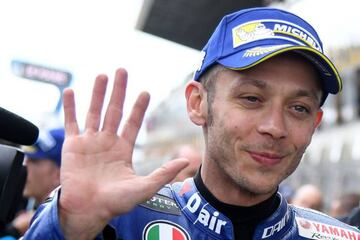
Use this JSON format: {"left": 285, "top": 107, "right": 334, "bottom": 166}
{"left": 144, "top": 158, "right": 189, "bottom": 195}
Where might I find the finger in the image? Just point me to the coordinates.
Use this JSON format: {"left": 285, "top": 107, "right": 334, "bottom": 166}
{"left": 143, "top": 159, "right": 190, "bottom": 197}
{"left": 102, "top": 68, "right": 127, "bottom": 133}
{"left": 85, "top": 74, "right": 108, "bottom": 132}
{"left": 63, "top": 88, "right": 79, "bottom": 136}
{"left": 119, "top": 91, "right": 150, "bottom": 147}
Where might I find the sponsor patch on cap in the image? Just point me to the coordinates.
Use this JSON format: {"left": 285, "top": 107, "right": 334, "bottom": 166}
{"left": 232, "top": 21, "right": 274, "bottom": 48}
{"left": 243, "top": 44, "right": 291, "bottom": 57}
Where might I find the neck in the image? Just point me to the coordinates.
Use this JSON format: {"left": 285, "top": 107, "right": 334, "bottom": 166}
{"left": 194, "top": 170, "right": 279, "bottom": 222}
{"left": 201, "top": 160, "right": 276, "bottom": 206}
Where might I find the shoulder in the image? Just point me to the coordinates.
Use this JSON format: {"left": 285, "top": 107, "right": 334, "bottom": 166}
{"left": 343, "top": 206, "right": 360, "bottom": 228}
{"left": 290, "top": 205, "right": 360, "bottom": 239}
{"left": 292, "top": 204, "right": 352, "bottom": 226}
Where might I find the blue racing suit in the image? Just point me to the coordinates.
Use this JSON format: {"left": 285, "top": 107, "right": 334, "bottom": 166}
{"left": 23, "top": 178, "right": 360, "bottom": 239}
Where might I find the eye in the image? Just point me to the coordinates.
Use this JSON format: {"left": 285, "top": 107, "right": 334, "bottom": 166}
{"left": 293, "top": 105, "right": 310, "bottom": 114}
{"left": 238, "top": 95, "right": 262, "bottom": 109}
{"left": 244, "top": 96, "right": 259, "bottom": 103}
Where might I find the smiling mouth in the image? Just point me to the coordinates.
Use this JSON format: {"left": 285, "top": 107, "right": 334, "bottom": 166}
{"left": 248, "top": 151, "right": 283, "bottom": 166}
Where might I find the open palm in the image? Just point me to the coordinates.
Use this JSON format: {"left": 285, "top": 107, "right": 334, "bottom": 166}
{"left": 58, "top": 68, "right": 189, "bottom": 239}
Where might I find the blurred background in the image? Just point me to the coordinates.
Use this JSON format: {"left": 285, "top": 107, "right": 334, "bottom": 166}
{"left": 0, "top": 0, "right": 359, "bottom": 213}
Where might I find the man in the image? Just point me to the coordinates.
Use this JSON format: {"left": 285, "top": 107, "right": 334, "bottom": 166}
{"left": 291, "top": 184, "right": 323, "bottom": 211}
{"left": 330, "top": 193, "right": 360, "bottom": 229}
{"left": 343, "top": 206, "right": 360, "bottom": 229}
{"left": 22, "top": 127, "right": 64, "bottom": 206}
{"left": 24, "top": 7, "right": 360, "bottom": 239}
{"left": 171, "top": 144, "right": 202, "bottom": 182}
{"left": 330, "top": 193, "right": 360, "bottom": 219}
{"left": 1, "top": 127, "right": 64, "bottom": 238}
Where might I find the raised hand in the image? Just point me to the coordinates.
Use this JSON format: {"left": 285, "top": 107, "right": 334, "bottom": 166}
{"left": 58, "top": 68, "right": 189, "bottom": 239}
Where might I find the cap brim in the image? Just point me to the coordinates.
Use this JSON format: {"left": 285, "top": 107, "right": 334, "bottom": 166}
{"left": 217, "top": 45, "right": 342, "bottom": 94}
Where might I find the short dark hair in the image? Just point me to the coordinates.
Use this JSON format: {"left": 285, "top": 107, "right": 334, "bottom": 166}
{"left": 198, "top": 64, "right": 226, "bottom": 105}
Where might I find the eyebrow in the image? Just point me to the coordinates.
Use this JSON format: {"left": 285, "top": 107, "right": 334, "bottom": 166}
{"left": 293, "top": 89, "right": 321, "bottom": 103}
{"left": 231, "top": 77, "right": 267, "bottom": 89}
{"left": 232, "top": 77, "right": 321, "bottom": 102}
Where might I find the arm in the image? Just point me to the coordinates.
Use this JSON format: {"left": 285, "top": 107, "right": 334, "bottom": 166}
{"left": 9, "top": 210, "right": 34, "bottom": 236}
{"left": 25, "top": 68, "right": 189, "bottom": 239}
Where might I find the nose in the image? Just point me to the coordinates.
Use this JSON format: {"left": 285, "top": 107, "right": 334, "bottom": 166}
{"left": 257, "top": 107, "right": 288, "bottom": 139}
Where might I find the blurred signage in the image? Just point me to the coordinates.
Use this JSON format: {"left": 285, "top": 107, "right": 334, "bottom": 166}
{"left": 11, "top": 60, "right": 72, "bottom": 88}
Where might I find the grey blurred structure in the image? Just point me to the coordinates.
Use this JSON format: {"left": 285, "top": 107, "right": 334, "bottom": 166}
{"left": 136, "top": 0, "right": 267, "bottom": 50}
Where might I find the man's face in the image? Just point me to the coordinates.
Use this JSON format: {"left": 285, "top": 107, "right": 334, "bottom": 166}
{"left": 203, "top": 54, "right": 322, "bottom": 198}
{"left": 23, "top": 157, "right": 60, "bottom": 204}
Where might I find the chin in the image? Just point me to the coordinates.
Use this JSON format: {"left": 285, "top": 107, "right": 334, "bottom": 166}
{"left": 246, "top": 184, "right": 276, "bottom": 195}
{"left": 251, "top": 184, "right": 277, "bottom": 195}
{"left": 233, "top": 176, "right": 279, "bottom": 196}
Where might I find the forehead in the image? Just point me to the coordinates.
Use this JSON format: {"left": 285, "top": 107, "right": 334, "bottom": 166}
{"left": 219, "top": 53, "right": 320, "bottom": 87}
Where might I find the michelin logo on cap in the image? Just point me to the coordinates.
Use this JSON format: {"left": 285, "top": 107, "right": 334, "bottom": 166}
{"left": 232, "top": 20, "right": 322, "bottom": 52}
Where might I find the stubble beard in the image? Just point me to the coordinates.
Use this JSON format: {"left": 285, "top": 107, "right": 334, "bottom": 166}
{"left": 206, "top": 105, "right": 267, "bottom": 197}
{"left": 206, "top": 105, "right": 304, "bottom": 198}
{"left": 208, "top": 132, "right": 273, "bottom": 198}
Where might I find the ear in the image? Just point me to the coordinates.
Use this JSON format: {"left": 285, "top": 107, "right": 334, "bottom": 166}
{"left": 185, "top": 81, "right": 207, "bottom": 126}
{"left": 314, "top": 109, "right": 323, "bottom": 128}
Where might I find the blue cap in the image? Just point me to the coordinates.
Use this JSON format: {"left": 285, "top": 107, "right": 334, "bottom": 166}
{"left": 194, "top": 7, "right": 342, "bottom": 104}
{"left": 24, "top": 127, "right": 65, "bottom": 167}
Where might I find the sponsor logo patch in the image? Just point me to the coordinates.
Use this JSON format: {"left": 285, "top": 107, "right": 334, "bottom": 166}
{"left": 183, "top": 192, "right": 227, "bottom": 234}
{"left": 296, "top": 217, "right": 360, "bottom": 240}
{"left": 243, "top": 44, "right": 291, "bottom": 57}
{"left": 143, "top": 220, "right": 190, "bottom": 240}
{"left": 141, "top": 194, "right": 181, "bottom": 215}
{"left": 232, "top": 20, "right": 322, "bottom": 52}
{"left": 262, "top": 208, "right": 291, "bottom": 238}
{"left": 232, "top": 22, "right": 274, "bottom": 48}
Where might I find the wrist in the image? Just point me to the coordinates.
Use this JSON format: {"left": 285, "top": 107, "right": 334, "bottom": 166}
{"left": 58, "top": 188, "right": 109, "bottom": 240}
